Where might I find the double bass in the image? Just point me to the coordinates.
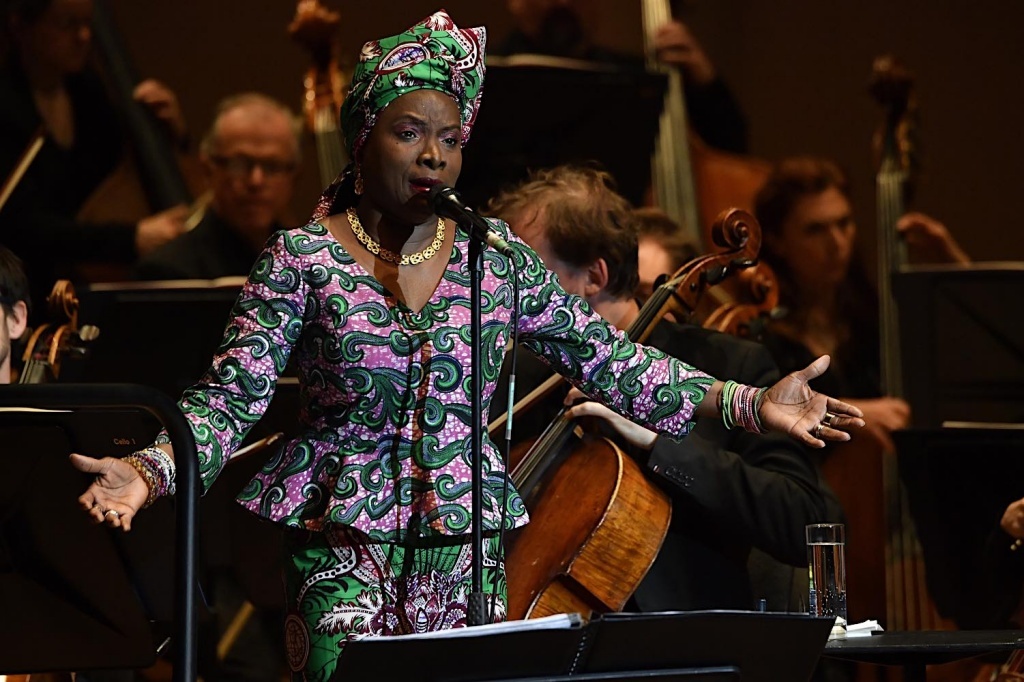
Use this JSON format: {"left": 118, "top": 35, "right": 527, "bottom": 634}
{"left": 289, "top": 0, "right": 349, "bottom": 188}
{"left": 503, "top": 209, "right": 765, "bottom": 619}
{"left": 75, "top": 0, "right": 207, "bottom": 281}
{"left": 870, "top": 55, "right": 948, "bottom": 634}
{"left": 640, "top": 0, "right": 773, "bottom": 252}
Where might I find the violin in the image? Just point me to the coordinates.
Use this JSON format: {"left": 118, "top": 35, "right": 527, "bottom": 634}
{"left": 289, "top": 0, "right": 349, "bottom": 187}
{"left": 503, "top": 209, "right": 766, "bottom": 620}
{"left": 18, "top": 280, "right": 99, "bottom": 384}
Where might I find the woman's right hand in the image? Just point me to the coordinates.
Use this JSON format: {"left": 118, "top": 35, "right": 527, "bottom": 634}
{"left": 69, "top": 453, "right": 150, "bottom": 532}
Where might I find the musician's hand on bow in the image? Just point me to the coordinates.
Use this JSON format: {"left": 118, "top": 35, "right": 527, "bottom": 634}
{"left": 136, "top": 204, "right": 189, "bottom": 256}
{"left": 563, "top": 388, "right": 658, "bottom": 451}
{"left": 69, "top": 453, "right": 148, "bottom": 532}
{"left": 759, "top": 355, "right": 865, "bottom": 447}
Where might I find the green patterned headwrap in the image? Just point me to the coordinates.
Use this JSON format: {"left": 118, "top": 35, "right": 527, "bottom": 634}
{"left": 340, "top": 10, "right": 486, "bottom": 159}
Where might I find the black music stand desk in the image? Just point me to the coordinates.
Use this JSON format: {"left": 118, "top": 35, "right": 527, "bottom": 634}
{"left": 458, "top": 55, "right": 667, "bottom": 209}
{"left": 825, "top": 630, "right": 1024, "bottom": 682}
{"left": 333, "top": 610, "right": 834, "bottom": 681}
{"left": 0, "top": 384, "right": 200, "bottom": 681}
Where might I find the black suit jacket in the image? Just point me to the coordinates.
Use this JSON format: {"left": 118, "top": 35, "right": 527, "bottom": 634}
{"left": 134, "top": 210, "right": 279, "bottom": 281}
{"left": 490, "top": 319, "right": 835, "bottom": 612}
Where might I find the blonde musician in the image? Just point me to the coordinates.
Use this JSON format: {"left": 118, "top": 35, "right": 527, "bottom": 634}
{"left": 486, "top": 164, "right": 843, "bottom": 613}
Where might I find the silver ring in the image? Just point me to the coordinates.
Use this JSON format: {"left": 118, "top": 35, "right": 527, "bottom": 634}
{"left": 823, "top": 412, "right": 837, "bottom": 427}
{"left": 104, "top": 509, "right": 120, "bottom": 519}
{"left": 814, "top": 423, "right": 825, "bottom": 439}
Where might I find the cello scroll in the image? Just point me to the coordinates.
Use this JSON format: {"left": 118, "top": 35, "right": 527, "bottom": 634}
{"left": 18, "top": 280, "right": 99, "bottom": 384}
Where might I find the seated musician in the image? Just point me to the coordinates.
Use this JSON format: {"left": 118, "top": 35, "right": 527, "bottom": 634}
{"left": 754, "top": 156, "right": 969, "bottom": 451}
{"left": 0, "top": 0, "right": 190, "bottom": 315}
{"left": 0, "top": 245, "right": 30, "bottom": 384}
{"left": 135, "top": 93, "right": 302, "bottom": 281}
{"left": 486, "top": 164, "right": 841, "bottom": 611}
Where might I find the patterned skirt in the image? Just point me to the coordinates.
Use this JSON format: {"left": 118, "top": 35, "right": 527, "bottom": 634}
{"left": 282, "top": 526, "right": 506, "bottom": 681}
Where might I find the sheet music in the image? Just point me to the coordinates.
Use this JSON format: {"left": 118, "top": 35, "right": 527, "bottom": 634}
{"left": 353, "top": 612, "right": 584, "bottom": 642}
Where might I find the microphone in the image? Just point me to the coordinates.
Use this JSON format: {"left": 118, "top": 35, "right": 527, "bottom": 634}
{"left": 428, "top": 185, "right": 514, "bottom": 257}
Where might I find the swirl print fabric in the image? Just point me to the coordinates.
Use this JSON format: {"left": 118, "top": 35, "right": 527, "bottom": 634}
{"left": 167, "top": 214, "right": 714, "bottom": 542}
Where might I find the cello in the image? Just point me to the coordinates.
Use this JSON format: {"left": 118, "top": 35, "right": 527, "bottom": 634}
{"left": 503, "top": 209, "right": 764, "bottom": 620}
{"left": 17, "top": 280, "right": 98, "bottom": 385}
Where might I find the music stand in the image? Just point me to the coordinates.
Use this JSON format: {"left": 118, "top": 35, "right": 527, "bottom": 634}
{"left": 0, "top": 384, "right": 200, "bottom": 682}
{"left": 65, "top": 279, "right": 301, "bottom": 440}
{"left": 893, "top": 427, "right": 1024, "bottom": 628}
{"left": 332, "top": 610, "right": 833, "bottom": 681}
{"left": 65, "top": 280, "right": 245, "bottom": 398}
{"left": 584, "top": 611, "right": 833, "bottom": 682}
{"left": 893, "top": 263, "right": 1024, "bottom": 428}
{"left": 458, "top": 56, "right": 667, "bottom": 209}
{"left": 0, "top": 409, "right": 158, "bottom": 672}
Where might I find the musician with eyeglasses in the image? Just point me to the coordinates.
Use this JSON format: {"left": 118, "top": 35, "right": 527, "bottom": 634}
{"left": 134, "top": 92, "right": 302, "bottom": 281}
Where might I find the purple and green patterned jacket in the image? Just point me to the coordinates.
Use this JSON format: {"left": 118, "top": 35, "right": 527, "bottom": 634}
{"left": 166, "top": 214, "right": 714, "bottom": 542}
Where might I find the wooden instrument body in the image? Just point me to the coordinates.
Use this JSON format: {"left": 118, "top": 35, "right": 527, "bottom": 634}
{"left": 506, "top": 433, "right": 671, "bottom": 620}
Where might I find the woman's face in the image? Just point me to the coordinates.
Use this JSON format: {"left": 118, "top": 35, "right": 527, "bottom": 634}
{"left": 16, "top": 0, "right": 94, "bottom": 76}
{"left": 770, "top": 186, "right": 856, "bottom": 293}
{"left": 358, "top": 89, "right": 462, "bottom": 226}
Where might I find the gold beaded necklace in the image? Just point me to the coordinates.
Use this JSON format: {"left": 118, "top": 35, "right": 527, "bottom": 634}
{"left": 346, "top": 208, "right": 445, "bottom": 266}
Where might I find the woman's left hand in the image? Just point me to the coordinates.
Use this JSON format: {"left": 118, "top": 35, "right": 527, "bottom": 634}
{"left": 760, "top": 355, "right": 865, "bottom": 447}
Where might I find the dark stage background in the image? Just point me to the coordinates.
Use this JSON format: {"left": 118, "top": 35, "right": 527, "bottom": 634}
{"left": 106, "top": 0, "right": 1024, "bottom": 267}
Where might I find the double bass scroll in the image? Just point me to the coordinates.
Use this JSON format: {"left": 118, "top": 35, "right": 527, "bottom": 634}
{"left": 289, "top": 0, "right": 349, "bottom": 188}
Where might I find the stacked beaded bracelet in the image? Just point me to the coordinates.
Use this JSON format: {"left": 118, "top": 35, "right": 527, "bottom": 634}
{"left": 719, "top": 380, "right": 769, "bottom": 434}
{"left": 123, "top": 446, "right": 176, "bottom": 508}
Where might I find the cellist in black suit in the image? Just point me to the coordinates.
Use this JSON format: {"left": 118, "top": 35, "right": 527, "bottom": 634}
{"left": 486, "top": 164, "right": 842, "bottom": 612}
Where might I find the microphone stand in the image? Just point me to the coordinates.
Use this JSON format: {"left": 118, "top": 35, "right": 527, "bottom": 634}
{"left": 466, "top": 224, "right": 488, "bottom": 627}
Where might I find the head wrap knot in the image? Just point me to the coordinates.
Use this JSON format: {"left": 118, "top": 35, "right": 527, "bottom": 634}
{"left": 340, "top": 10, "right": 486, "bottom": 160}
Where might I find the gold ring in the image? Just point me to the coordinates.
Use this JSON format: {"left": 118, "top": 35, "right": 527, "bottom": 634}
{"left": 823, "top": 412, "right": 837, "bottom": 427}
